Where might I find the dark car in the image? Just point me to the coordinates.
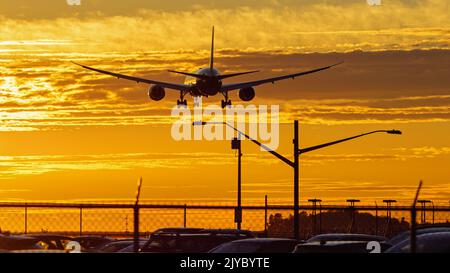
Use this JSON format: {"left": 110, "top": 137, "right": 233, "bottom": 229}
{"left": 73, "top": 236, "right": 114, "bottom": 250}
{"left": 385, "top": 232, "right": 450, "bottom": 253}
{"left": 140, "top": 228, "right": 254, "bottom": 253}
{"left": 0, "top": 234, "right": 43, "bottom": 251}
{"left": 387, "top": 227, "right": 450, "bottom": 246}
{"left": 293, "top": 240, "right": 392, "bottom": 253}
{"left": 97, "top": 239, "right": 147, "bottom": 253}
{"left": 116, "top": 240, "right": 148, "bottom": 253}
{"left": 26, "top": 234, "right": 73, "bottom": 250}
{"left": 96, "top": 240, "right": 134, "bottom": 253}
{"left": 306, "top": 233, "right": 387, "bottom": 243}
{"left": 209, "top": 238, "right": 299, "bottom": 253}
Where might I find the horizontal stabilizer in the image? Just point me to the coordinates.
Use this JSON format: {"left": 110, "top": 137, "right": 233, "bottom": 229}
{"left": 167, "top": 70, "right": 209, "bottom": 79}
{"left": 217, "top": 70, "right": 260, "bottom": 80}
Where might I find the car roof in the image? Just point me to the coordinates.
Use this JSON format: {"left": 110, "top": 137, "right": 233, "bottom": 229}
{"left": 154, "top": 228, "right": 203, "bottom": 233}
{"left": 417, "top": 231, "right": 450, "bottom": 239}
{"left": 388, "top": 227, "right": 450, "bottom": 243}
{"left": 152, "top": 228, "right": 253, "bottom": 236}
{"left": 308, "top": 233, "right": 387, "bottom": 242}
{"left": 26, "top": 234, "right": 72, "bottom": 239}
{"left": 302, "top": 240, "right": 375, "bottom": 246}
{"left": 417, "top": 223, "right": 450, "bottom": 229}
{"left": 385, "top": 231, "right": 450, "bottom": 253}
{"left": 74, "top": 236, "right": 113, "bottom": 240}
{"left": 228, "top": 238, "right": 298, "bottom": 244}
{"left": 104, "top": 240, "right": 133, "bottom": 244}
{"left": 0, "top": 234, "right": 39, "bottom": 242}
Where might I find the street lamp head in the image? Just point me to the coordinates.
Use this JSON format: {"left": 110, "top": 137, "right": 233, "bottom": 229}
{"left": 387, "top": 129, "right": 402, "bottom": 135}
{"left": 192, "top": 121, "right": 207, "bottom": 126}
{"left": 193, "top": 121, "right": 225, "bottom": 126}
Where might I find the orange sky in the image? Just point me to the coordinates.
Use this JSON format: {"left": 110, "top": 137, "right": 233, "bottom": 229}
{"left": 0, "top": 0, "right": 449, "bottom": 205}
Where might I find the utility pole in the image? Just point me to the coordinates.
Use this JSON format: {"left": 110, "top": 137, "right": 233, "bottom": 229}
{"left": 293, "top": 121, "right": 300, "bottom": 240}
{"left": 134, "top": 177, "right": 143, "bottom": 253}
{"left": 232, "top": 137, "right": 242, "bottom": 230}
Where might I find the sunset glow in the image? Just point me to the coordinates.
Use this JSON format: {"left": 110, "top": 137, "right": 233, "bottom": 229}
{"left": 0, "top": 0, "right": 449, "bottom": 205}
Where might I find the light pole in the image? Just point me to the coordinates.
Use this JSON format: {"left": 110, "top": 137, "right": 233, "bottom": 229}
{"left": 194, "top": 121, "right": 402, "bottom": 239}
{"left": 231, "top": 137, "right": 242, "bottom": 229}
{"left": 383, "top": 199, "right": 396, "bottom": 236}
{"left": 418, "top": 199, "right": 431, "bottom": 224}
{"left": 308, "top": 198, "right": 322, "bottom": 235}
{"left": 383, "top": 199, "right": 397, "bottom": 219}
{"left": 347, "top": 199, "right": 360, "bottom": 233}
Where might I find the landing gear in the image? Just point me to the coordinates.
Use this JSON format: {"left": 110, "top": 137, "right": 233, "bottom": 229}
{"left": 177, "top": 99, "right": 187, "bottom": 107}
{"left": 177, "top": 91, "right": 187, "bottom": 107}
{"left": 221, "top": 99, "right": 232, "bottom": 108}
{"left": 221, "top": 92, "right": 231, "bottom": 108}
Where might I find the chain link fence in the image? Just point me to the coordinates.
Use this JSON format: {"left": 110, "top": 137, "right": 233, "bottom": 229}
{"left": 0, "top": 202, "right": 449, "bottom": 240}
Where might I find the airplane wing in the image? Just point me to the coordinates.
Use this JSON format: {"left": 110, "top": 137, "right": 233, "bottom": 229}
{"left": 73, "top": 62, "right": 190, "bottom": 91}
{"left": 220, "top": 62, "right": 343, "bottom": 92}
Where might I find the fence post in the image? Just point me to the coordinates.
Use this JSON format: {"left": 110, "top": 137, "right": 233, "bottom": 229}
{"left": 318, "top": 203, "right": 322, "bottom": 234}
{"left": 184, "top": 204, "right": 187, "bottom": 228}
{"left": 375, "top": 202, "right": 378, "bottom": 236}
{"left": 79, "top": 206, "right": 83, "bottom": 236}
{"left": 133, "top": 205, "right": 139, "bottom": 253}
{"left": 411, "top": 204, "right": 417, "bottom": 253}
{"left": 264, "top": 195, "right": 268, "bottom": 237}
{"left": 432, "top": 203, "right": 435, "bottom": 224}
{"left": 24, "top": 203, "right": 28, "bottom": 234}
{"left": 134, "top": 177, "right": 143, "bottom": 253}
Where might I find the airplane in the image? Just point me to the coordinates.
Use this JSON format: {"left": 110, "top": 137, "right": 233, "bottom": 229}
{"left": 73, "top": 27, "right": 342, "bottom": 108}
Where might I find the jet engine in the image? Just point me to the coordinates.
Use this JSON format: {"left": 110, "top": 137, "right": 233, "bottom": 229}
{"left": 238, "top": 87, "right": 255, "bottom": 101}
{"left": 148, "top": 85, "right": 165, "bottom": 101}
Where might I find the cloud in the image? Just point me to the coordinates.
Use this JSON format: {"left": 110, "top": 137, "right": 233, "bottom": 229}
{"left": 0, "top": 0, "right": 449, "bottom": 53}
{"left": 0, "top": 152, "right": 277, "bottom": 178}
{"left": 1, "top": 48, "right": 450, "bottom": 130}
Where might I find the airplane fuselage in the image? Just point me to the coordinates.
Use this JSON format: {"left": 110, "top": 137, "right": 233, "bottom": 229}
{"left": 189, "top": 68, "right": 222, "bottom": 97}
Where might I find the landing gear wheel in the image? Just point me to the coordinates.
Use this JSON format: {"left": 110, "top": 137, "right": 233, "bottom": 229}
{"left": 221, "top": 100, "right": 232, "bottom": 108}
{"left": 177, "top": 99, "right": 187, "bottom": 107}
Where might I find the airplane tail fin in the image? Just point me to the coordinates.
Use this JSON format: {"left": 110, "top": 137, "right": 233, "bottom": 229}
{"left": 209, "top": 26, "right": 214, "bottom": 70}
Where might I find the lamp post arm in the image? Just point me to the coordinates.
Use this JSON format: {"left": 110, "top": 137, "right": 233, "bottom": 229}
{"left": 223, "top": 123, "right": 295, "bottom": 168}
{"left": 298, "top": 130, "right": 387, "bottom": 154}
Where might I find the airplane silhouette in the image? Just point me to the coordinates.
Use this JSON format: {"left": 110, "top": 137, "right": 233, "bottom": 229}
{"left": 73, "top": 27, "right": 342, "bottom": 108}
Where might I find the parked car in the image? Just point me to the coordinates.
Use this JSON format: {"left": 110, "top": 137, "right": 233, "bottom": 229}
{"left": 293, "top": 240, "right": 392, "bottom": 253}
{"left": 95, "top": 239, "right": 135, "bottom": 253}
{"left": 73, "top": 236, "right": 114, "bottom": 251}
{"left": 26, "top": 234, "right": 73, "bottom": 250}
{"left": 387, "top": 227, "right": 450, "bottom": 246}
{"left": 209, "top": 238, "right": 299, "bottom": 253}
{"left": 306, "top": 233, "right": 387, "bottom": 243}
{"left": 140, "top": 228, "right": 254, "bottom": 253}
{"left": 116, "top": 240, "right": 148, "bottom": 253}
{"left": 0, "top": 234, "right": 43, "bottom": 251}
{"left": 385, "top": 232, "right": 450, "bottom": 253}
